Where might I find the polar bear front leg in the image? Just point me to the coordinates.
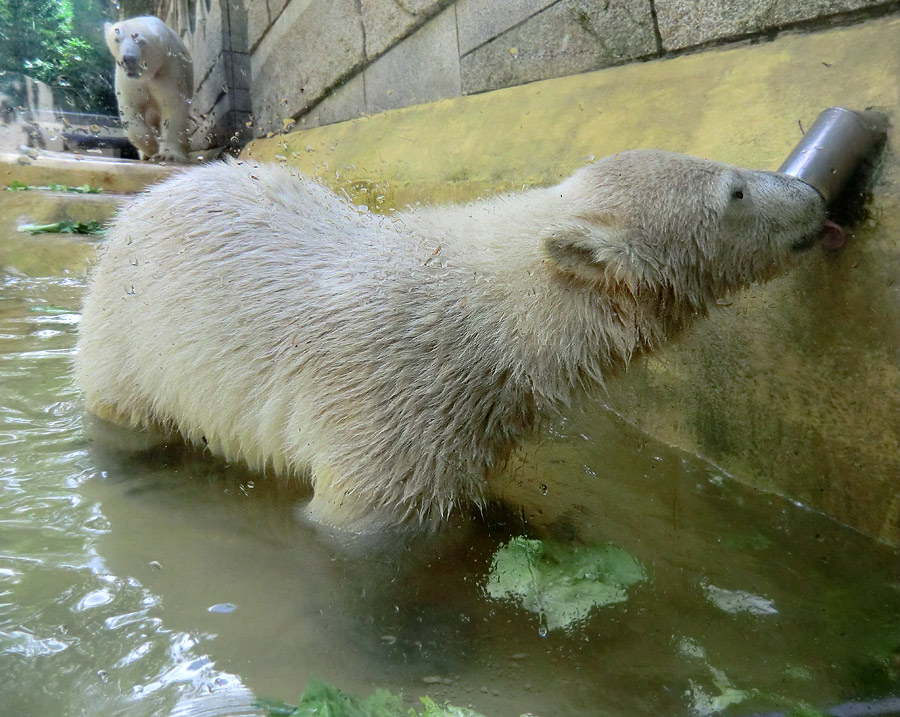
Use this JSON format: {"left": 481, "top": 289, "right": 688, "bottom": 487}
{"left": 304, "top": 464, "right": 404, "bottom": 533}
{"left": 153, "top": 90, "right": 190, "bottom": 163}
{"left": 118, "top": 91, "right": 159, "bottom": 159}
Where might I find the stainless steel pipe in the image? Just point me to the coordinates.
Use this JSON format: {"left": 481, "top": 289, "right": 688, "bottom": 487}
{"left": 778, "top": 106, "right": 888, "bottom": 204}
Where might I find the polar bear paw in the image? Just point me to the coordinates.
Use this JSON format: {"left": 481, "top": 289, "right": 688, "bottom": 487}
{"left": 151, "top": 148, "right": 188, "bottom": 164}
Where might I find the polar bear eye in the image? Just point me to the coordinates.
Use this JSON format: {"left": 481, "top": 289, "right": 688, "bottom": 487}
{"left": 732, "top": 190, "right": 744, "bottom": 200}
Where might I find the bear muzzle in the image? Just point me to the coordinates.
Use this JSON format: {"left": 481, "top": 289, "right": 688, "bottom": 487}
{"left": 121, "top": 54, "right": 143, "bottom": 78}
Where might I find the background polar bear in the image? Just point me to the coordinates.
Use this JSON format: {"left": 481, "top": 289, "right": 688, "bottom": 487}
{"left": 104, "top": 16, "right": 193, "bottom": 163}
{"left": 76, "top": 151, "right": 834, "bottom": 532}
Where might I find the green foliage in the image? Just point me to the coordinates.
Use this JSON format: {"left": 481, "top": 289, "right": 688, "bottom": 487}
{"left": 256, "top": 677, "right": 489, "bottom": 717}
{"left": 8, "top": 180, "right": 102, "bottom": 193}
{"left": 0, "top": 0, "right": 116, "bottom": 113}
{"left": 417, "top": 696, "right": 487, "bottom": 717}
{"left": 17, "top": 220, "right": 105, "bottom": 234}
{"left": 485, "top": 537, "right": 645, "bottom": 632}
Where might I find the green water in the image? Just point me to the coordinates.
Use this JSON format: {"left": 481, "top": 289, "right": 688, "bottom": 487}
{"left": 2, "top": 234, "right": 899, "bottom": 716}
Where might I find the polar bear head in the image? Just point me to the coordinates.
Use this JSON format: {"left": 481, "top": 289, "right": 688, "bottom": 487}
{"left": 542, "top": 150, "right": 828, "bottom": 304}
{"left": 104, "top": 16, "right": 170, "bottom": 80}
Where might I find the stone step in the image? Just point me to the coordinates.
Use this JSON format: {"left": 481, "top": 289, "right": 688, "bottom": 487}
{"left": 1, "top": 190, "right": 128, "bottom": 228}
{"left": 0, "top": 222, "right": 98, "bottom": 277}
{"left": 0, "top": 149, "right": 178, "bottom": 194}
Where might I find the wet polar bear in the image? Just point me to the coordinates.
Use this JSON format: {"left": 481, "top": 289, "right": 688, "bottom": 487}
{"left": 76, "top": 151, "right": 831, "bottom": 531}
{"left": 104, "top": 16, "right": 192, "bottom": 163}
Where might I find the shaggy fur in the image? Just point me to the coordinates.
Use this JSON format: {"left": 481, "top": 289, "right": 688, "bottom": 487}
{"left": 75, "top": 151, "right": 826, "bottom": 530}
{"left": 105, "top": 16, "right": 193, "bottom": 163}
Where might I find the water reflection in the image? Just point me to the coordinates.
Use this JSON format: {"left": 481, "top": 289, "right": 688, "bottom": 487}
{"left": 0, "top": 272, "right": 255, "bottom": 716}
{"left": 1, "top": 252, "right": 900, "bottom": 716}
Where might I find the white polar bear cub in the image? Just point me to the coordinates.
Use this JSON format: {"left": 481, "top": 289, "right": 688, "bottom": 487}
{"left": 76, "top": 152, "right": 830, "bottom": 533}
{"left": 104, "top": 16, "right": 193, "bottom": 163}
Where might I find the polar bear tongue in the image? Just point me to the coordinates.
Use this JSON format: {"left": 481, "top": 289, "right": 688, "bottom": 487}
{"left": 821, "top": 219, "right": 845, "bottom": 250}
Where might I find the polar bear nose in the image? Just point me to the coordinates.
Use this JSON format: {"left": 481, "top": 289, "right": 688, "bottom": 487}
{"left": 121, "top": 54, "right": 142, "bottom": 76}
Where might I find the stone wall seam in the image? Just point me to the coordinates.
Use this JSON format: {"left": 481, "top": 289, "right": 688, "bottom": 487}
{"left": 194, "top": 50, "right": 225, "bottom": 96}
{"left": 654, "top": 0, "right": 900, "bottom": 54}
{"left": 361, "top": 0, "right": 455, "bottom": 63}
{"left": 355, "top": 0, "right": 370, "bottom": 60}
{"left": 647, "top": 0, "right": 665, "bottom": 53}
{"left": 457, "top": 0, "right": 565, "bottom": 59}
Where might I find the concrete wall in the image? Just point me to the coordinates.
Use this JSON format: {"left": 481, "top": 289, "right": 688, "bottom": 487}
{"left": 251, "top": 0, "right": 894, "bottom": 134}
{"left": 148, "top": 0, "right": 897, "bottom": 141}
{"left": 242, "top": 15, "right": 900, "bottom": 545}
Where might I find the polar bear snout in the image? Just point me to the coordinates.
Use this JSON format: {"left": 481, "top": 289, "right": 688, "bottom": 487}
{"left": 120, "top": 53, "right": 143, "bottom": 78}
{"left": 741, "top": 170, "right": 828, "bottom": 251}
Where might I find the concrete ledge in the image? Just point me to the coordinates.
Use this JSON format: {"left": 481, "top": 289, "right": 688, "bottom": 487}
{"left": 0, "top": 152, "right": 177, "bottom": 194}
{"left": 243, "top": 16, "right": 900, "bottom": 544}
{"left": 0, "top": 191, "right": 126, "bottom": 227}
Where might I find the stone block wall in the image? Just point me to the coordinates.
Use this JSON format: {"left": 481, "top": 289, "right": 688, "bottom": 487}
{"left": 246, "top": 0, "right": 895, "bottom": 135}
{"left": 142, "top": 0, "right": 896, "bottom": 143}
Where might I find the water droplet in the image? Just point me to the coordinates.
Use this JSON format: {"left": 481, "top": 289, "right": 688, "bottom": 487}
{"left": 538, "top": 484, "right": 548, "bottom": 496}
{"left": 537, "top": 625, "right": 548, "bottom": 637}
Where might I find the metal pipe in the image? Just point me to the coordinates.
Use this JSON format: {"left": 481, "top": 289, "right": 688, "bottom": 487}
{"left": 778, "top": 106, "right": 888, "bottom": 204}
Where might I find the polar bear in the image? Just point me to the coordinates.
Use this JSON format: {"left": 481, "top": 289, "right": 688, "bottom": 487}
{"left": 75, "top": 151, "right": 836, "bottom": 531}
{"left": 104, "top": 16, "right": 193, "bottom": 163}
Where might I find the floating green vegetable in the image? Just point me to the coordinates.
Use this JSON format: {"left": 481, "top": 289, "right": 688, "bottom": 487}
{"left": 417, "top": 696, "right": 486, "bottom": 717}
{"left": 256, "top": 677, "right": 488, "bottom": 717}
{"left": 688, "top": 666, "right": 751, "bottom": 715}
{"left": 17, "top": 220, "right": 105, "bottom": 235}
{"left": 7, "top": 180, "right": 102, "bottom": 193}
{"left": 485, "top": 536, "right": 645, "bottom": 632}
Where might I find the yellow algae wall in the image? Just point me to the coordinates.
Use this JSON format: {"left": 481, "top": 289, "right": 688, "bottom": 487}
{"left": 244, "top": 17, "right": 900, "bottom": 543}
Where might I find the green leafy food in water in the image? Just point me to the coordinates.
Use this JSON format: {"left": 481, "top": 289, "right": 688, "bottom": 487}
{"left": 17, "top": 220, "right": 105, "bottom": 235}
{"left": 485, "top": 536, "right": 645, "bottom": 632}
{"left": 7, "top": 180, "right": 102, "bottom": 193}
{"left": 418, "top": 696, "right": 487, "bottom": 717}
{"left": 688, "top": 667, "right": 751, "bottom": 715}
{"left": 256, "top": 678, "right": 488, "bottom": 717}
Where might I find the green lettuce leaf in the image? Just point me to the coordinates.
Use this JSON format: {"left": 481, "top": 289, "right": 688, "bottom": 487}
{"left": 485, "top": 537, "right": 644, "bottom": 632}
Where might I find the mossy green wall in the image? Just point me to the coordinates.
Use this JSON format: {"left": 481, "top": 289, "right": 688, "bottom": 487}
{"left": 244, "top": 16, "right": 900, "bottom": 543}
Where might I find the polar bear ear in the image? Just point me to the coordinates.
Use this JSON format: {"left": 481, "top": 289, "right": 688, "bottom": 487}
{"left": 541, "top": 224, "right": 653, "bottom": 289}
{"left": 103, "top": 22, "right": 118, "bottom": 48}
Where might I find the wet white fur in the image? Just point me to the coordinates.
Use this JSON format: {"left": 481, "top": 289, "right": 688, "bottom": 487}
{"left": 76, "top": 151, "right": 825, "bottom": 530}
{"left": 104, "top": 16, "right": 192, "bottom": 163}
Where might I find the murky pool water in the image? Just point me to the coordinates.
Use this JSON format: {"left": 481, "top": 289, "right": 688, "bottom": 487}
{"left": 2, "top": 231, "right": 899, "bottom": 717}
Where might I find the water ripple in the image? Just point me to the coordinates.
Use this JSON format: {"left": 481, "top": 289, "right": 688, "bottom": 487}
{"left": 0, "top": 272, "right": 253, "bottom": 715}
